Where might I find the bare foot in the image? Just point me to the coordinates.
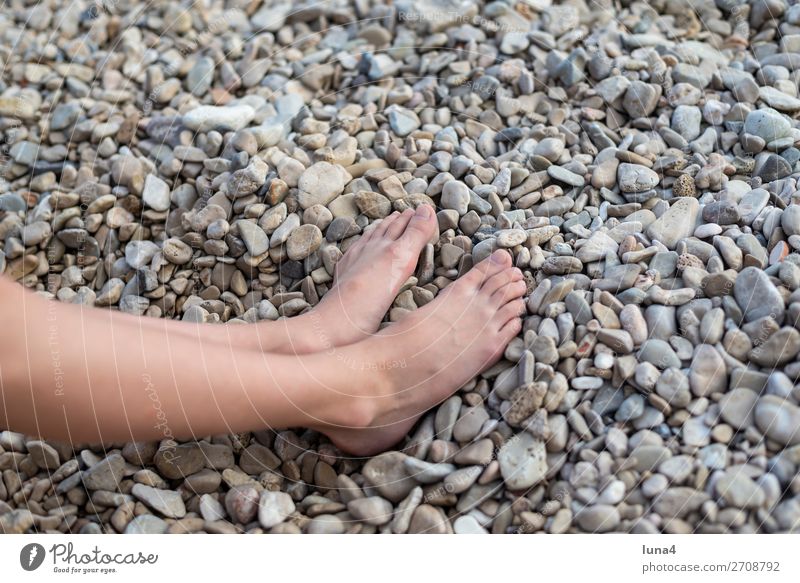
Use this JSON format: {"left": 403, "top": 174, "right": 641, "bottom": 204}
{"left": 287, "top": 205, "right": 438, "bottom": 351}
{"left": 316, "top": 250, "right": 527, "bottom": 456}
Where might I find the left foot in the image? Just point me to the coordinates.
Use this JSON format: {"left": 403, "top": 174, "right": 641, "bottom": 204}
{"left": 277, "top": 205, "right": 438, "bottom": 352}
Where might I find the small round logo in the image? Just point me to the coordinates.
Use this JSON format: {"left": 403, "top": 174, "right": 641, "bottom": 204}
{"left": 20, "top": 543, "right": 45, "bottom": 571}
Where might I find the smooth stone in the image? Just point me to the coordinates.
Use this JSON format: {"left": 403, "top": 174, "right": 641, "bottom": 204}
{"left": 734, "top": 266, "right": 785, "bottom": 323}
{"left": 744, "top": 108, "right": 791, "bottom": 142}
{"left": 498, "top": 433, "right": 547, "bottom": 490}
{"left": 131, "top": 484, "right": 186, "bottom": 518}
{"left": 236, "top": 220, "right": 269, "bottom": 257}
{"left": 576, "top": 505, "right": 621, "bottom": 533}
{"left": 142, "top": 174, "right": 171, "bottom": 211}
{"left": 645, "top": 198, "right": 699, "bottom": 250}
{"left": 298, "top": 161, "right": 347, "bottom": 209}
{"left": 689, "top": 344, "right": 727, "bottom": 396}
{"left": 124, "top": 514, "right": 168, "bottom": 534}
{"left": 618, "top": 163, "right": 660, "bottom": 193}
{"left": 258, "top": 491, "right": 295, "bottom": 529}
{"left": 182, "top": 104, "right": 255, "bottom": 132}
{"left": 755, "top": 395, "right": 800, "bottom": 446}
{"left": 347, "top": 497, "right": 393, "bottom": 526}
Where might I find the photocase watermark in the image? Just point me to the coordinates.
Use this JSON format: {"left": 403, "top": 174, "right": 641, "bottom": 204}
{"left": 20, "top": 542, "right": 158, "bottom": 575}
{"left": 20, "top": 543, "right": 46, "bottom": 571}
{"left": 142, "top": 373, "right": 176, "bottom": 458}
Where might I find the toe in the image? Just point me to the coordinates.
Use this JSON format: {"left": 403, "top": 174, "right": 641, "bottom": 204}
{"left": 499, "top": 316, "right": 523, "bottom": 340}
{"left": 396, "top": 205, "right": 437, "bottom": 247}
{"left": 372, "top": 211, "right": 400, "bottom": 239}
{"left": 482, "top": 269, "right": 516, "bottom": 297}
{"left": 497, "top": 300, "right": 527, "bottom": 328}
{"left": 385, "top": 208, "right": 416, "bottom": 239}
{"left": 492, "top": 280, "right": 528, "bottom": 305}
{"left": 468, "top": 250, "right": 511, "bottom": 285}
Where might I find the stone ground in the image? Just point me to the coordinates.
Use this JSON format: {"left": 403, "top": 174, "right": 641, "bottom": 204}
{"left": 2, "top": 0, "right": 800, "bottom": 533}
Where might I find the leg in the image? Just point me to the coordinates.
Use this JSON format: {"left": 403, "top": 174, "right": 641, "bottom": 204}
{"left": 0, "top": 275, "right": 367, "bottom": 443}
{"left": 0, "top": 251, "right": 525, "bottom": 453}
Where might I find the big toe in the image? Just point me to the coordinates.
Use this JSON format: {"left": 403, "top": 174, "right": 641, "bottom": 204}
{"left": 396, "top": 204, "right": 437, "bottom": 247}
{"left": 468, "top": 249, "right": 512, "bottom": 284}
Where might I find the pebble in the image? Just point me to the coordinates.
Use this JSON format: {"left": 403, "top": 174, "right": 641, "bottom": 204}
{"left": 142, "top": 174, "right": 171, "bottom": 212}
{"left": 734, "top": 267, "right": 785, "bottom": 323}
{"left": 755, "top": 396, "right": 800, "bottom": 446}
{"left": 298, "top": 162, "right": 347, "bottom": 208}
{"left": 124, "top": 515, "right": 169, "bottom": 534}
{"left": 645, "top": 198, "right": 699, "bottom": 250}
{"left": 744, "top": 108, "right": 791, "bottom": 142}
{"left": 498, "top": 433, "right": 547, "bottom": 490}
{"left": 617, "top": 163, "right": 659, "bottom": 193}
{"left": 2, "top": 0, "right": 799, "bottom": 538}
{"left": 258, "top": 491, "right": 295, "bottom": 529}
{"left": 182, "top": 104, "right": 255, "bottom": 132}
{"left": 347, "top": 497, "right": 393, "bottom": 526}
{"left": 131, "top": 484, "right": 186, "bottom": 518}
{"left": 236, "top": 220, "right": 269, "bottom": 257}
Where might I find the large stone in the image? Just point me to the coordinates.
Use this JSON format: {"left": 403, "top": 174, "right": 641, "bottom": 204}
{"left": 131, "top": 484, "right": 186, "bottom": 518}
{"left": 498, "top": 433, "right": 547, "bottom": 490}
{"left": 734, "top": 266, "right": 785, "bottom": 323}
{"left": 297, "top": 162, "right": 347, "bottom": 209}
{"left": 258, "top": 491, "right": 295, "bottom": 529}
{"left": 82, "top": 453, "right": 126, "bottom": 491}
{"left": 744, "top": 108, "right": 791, "bottom": 142}
{"left": 362, "top": 452, "right": 418, "bottom": 503}
{"left": 645, "top": 197, "right": 699, "bottom": 250}
{"left": 718, "top": 388, "right": 758, "bottom": 430}
{"left": 182, "top": 104, "right": 255, "bottom": 132}
{"left": 688, "top": 344, "right": 727, "bottom": 396}
{"left": 755, "top": 396, "right": 800, "bottom": 446}
{"left": 618, "top": 163, "right": 660, "bottom": 193}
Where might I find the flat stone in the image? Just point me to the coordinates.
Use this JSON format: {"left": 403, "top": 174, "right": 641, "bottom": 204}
{"left": 734, "top": 266, "right": 785, "bottom": 323}
{"left": 142, "top": 174, "right": 171, "bottom": 211}
{"left": 755, "top": 395, "right": 800, "bottom": 446}
{"left": 744, "top": 108, "right": 791, "bottom": 142}
{"left": 618, "top": 163, "right": 660, "bottom": 193}
{"left": 298, "top": 161, "right": 347, "bottom": 209}
{"left": 236, "top": 220, "right": 269, "bottom": 257}
{"left": 124, "top": 514, "right": 168, "bottom": 534}
{"left": 689, "top": 344, "right": 727, "bottom": 396}
{"left": 347, "top": 497, "right": 393, "bottom": 526}
{"left": 498, "top": 433, "right": 547, "bottom": 490}
{"left": 718, "top": 388, "right": 758, "bottom": 430}
{"left": 182, "top": 104, "right": 255, "bottom": 132}
{"left": 82, "top": 453, "right": 126, "bottom": 491}
{"left": 646, "top": 197, "right": 699, "bottom": 250}
{"left": 131, "top": 484, "right": 186, "bottom": 518}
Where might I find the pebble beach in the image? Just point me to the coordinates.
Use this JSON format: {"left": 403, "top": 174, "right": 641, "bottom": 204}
{"left": 2, "top": 0, "right": 800, "bottom": 534}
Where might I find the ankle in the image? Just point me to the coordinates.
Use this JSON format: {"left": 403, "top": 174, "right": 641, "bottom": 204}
{"left": 322, "top": 338, "right": 398, "bottom": 429}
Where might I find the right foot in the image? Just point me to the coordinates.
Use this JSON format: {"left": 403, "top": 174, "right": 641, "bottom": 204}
{"left": 315, "top": 250, "right": 527, "bottom": 456}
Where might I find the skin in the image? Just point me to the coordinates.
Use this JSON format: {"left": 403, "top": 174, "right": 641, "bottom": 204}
{"left": 0, "top": 206, "right": 526, "bottom": 456}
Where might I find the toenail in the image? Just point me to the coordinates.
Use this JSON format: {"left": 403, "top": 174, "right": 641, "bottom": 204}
{"left": 417, "top": 205, "right": 432, "bottom": 218}
{"left": 490, "top": 250, "right": 506, "bottom": 263}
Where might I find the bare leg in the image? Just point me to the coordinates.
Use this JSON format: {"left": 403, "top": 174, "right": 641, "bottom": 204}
{"left": 127, "top": 206, "right": 438, "bottom": 355}
{"left": 0, "top": 251, "right": 525, "bottom": 453}
{"left": 0, "top": 274, "right": 369, "bottom": 443}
